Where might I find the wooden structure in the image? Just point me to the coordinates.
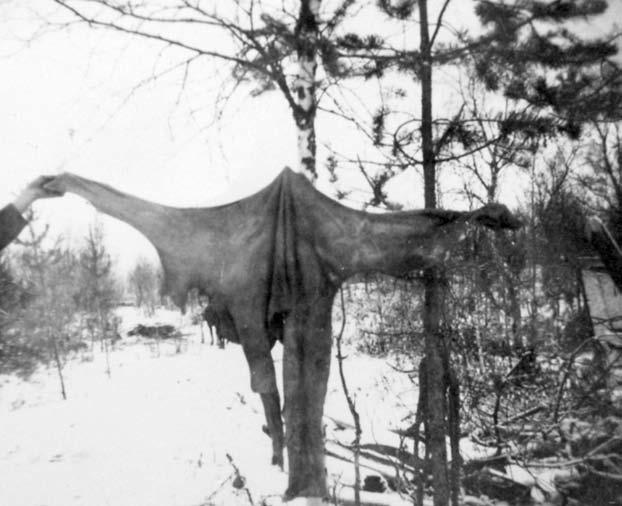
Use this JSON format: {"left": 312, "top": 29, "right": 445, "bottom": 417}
{"left": 583, "top": 217, "right": 622, "bottom": 399}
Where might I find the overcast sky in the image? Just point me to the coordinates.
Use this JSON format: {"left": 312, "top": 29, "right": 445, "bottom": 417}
{"left": 1, "top": 0, "right": 620, "bottom": 276}
{"left": 1, "top": 1, "right": 305, "bottom": 272}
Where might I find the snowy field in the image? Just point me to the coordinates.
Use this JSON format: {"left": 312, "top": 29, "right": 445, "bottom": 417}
{"left": 0, "top": 307, "right": 424, "bottom": 506}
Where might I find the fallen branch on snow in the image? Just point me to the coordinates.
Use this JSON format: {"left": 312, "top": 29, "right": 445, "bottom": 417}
{"left": 226, "top": 453, "right": 254, "bottom": 505}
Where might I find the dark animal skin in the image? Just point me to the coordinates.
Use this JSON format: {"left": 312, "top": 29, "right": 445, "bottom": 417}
{"left": 202, "top": 305, "right": 227, "bottom": 348}
{"left": 46, "top": 167, "right": 520, "bottom": 500}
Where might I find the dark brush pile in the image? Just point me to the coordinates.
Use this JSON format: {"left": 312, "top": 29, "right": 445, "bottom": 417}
{"left": 127, "top": 324, "right": 177, "bottom": 339}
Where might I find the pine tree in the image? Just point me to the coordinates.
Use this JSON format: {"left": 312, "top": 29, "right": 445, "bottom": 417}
{"left": 330, "top": 2, "right": 622, "bottom": 504}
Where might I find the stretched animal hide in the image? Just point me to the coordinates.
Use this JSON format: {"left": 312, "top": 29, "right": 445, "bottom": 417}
{"left": 156, "top": 167, "right": 336, "bottom": 354}
{"left": 156, "top": 168, "right": 517, "bottom": 351}
{"left": 46, "top": 166, "right": 521, "bottom": 499}
{"left": 48, "top": 167, "right": 521, "bottom": 393}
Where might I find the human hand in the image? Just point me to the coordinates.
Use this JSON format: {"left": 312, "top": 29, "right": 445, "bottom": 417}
{"left": 26, "top": 175, "right": 66, "bottom": 199}
{"left": 12, "top": 176, "right": 64, "bottom": 213}
{"left": 41, "top": 173, "right": 69, "bottom": 196}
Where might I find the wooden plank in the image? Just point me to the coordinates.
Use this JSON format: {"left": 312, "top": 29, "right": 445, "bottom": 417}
{"left": 582, "top": 270, "right": 622, "bottom": 341}
{"left": 582, "top": 269, "right": 622, "bottom": 398}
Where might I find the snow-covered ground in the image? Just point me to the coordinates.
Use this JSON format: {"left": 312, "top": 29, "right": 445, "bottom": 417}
{"left": 0, "top": 307, "right": 424, "bottom": 506}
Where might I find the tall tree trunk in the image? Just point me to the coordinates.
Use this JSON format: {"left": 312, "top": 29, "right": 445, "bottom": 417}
{"left": 419, "top": 1, "right": 450, "bottom": 505}
{"left": 293, "top": 0, "right": 320, "bottom": 181}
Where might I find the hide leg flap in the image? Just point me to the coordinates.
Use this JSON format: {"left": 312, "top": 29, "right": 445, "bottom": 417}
{"left": 236, "top": 322, "right": 279, "bottom": 394}
{"left": 234, "top": 310, "right": 284, "bottom": 467}
{"left": 247, "top": 353, "right": 279, "bottom": 394}
{"left": 282, "top": 296, "right": 334, "bottom": 500}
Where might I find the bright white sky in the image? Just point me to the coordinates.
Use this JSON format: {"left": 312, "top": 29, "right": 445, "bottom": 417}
{"left": 0, "top": 0, "right": 619, "bottom": 277}
{"left": 0, "top": 0, "right": 304, "bottom": 273}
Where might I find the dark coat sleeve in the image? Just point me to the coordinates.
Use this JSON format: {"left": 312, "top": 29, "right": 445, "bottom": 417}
{"left": 0, "top": 204, "right": 27, "bottom": 251}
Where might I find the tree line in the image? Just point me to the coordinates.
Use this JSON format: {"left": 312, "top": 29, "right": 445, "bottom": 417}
{"left": 0, "top": 216, "right": 163, "bottom": 389}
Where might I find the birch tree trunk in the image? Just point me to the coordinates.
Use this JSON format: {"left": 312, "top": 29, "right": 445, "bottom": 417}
{"left": 293, "top": 0, "right": 321, "bottom": 182}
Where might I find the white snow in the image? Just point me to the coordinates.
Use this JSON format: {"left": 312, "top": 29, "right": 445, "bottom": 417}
{"left": 0, "top": 307, "right": 419, "bottom": 506}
